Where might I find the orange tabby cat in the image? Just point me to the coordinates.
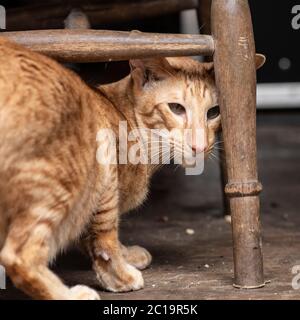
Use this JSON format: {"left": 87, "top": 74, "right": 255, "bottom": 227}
{"left": 0, "top": 37, "right": 265, "bottom": 299}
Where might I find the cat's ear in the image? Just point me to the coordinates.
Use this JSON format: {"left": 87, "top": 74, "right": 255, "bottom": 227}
{"left": 255, "top": 53, "right": 266, "bottom": 70}
{"left": 129, "top": 57, "right": 173, "bottom": 88}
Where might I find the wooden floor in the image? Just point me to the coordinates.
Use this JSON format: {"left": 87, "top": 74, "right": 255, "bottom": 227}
{"left": 1, "top": 111, "right": 300, "bottom": 300}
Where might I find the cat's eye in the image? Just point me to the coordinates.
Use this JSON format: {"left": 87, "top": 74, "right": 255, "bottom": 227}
{"left": 207, "top": 106, "right": 220, "bottom": 120}
{"left": 168, "top": 103, "right": 186, "bottom": 116}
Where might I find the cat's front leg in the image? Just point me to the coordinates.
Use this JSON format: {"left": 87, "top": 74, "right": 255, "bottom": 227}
{"left": 87, "top": 197, "right": 144, "bottom": 292}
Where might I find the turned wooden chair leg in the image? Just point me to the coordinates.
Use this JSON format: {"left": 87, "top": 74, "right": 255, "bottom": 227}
{"left": 218, "top": 133, "right": 231, "bottom": 218}
{"left": 211, "top": 0, "right": 265, "bottom": 288}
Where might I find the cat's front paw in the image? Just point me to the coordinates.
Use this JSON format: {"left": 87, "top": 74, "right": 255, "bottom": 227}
{"left": 93, "top": 256, "right": 144, "bottom": 293}
{"left": 69, "top": 285, "right": 100, "bottom": 300}
{"left": 121, "top": 244, "right": 152, "bottom": 270}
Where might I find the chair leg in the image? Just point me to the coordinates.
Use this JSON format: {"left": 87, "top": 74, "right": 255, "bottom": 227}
{"left": 218, "top": 133, "right": 231, "bottom": 218}
{"left": 211, "top": 0, "right": 265, "bottom": 288}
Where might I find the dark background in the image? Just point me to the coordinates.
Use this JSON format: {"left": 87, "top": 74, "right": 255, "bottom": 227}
{"left": 249, "top": 0, "right": 300, "bottom": 83}
{"left": 1, "top": 0, "right": 300, "bottom": 83}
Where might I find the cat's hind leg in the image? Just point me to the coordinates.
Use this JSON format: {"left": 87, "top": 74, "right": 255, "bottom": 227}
{"left": 0, "top": 209, "right": 100, "bottom": 300}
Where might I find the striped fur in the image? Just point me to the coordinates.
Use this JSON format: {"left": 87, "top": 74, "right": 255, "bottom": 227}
{"left": 0, "top": 38, "right": 221, "bottom": 299}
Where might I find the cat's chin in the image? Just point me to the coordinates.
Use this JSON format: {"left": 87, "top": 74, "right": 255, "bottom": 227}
{"left": 180, "top": 153, "right": 207, "bottom": 168}
{"left": 181, "top": 162, "right": 195, "bottom": 169}
{"left": 181, "top": 158, "right": 198, "bottom": 168}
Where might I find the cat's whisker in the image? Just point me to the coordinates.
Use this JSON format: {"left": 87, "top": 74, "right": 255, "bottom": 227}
{"left": 148, "top": 146, "right": 174, "bottom": 164}
{"left": 174, "top": 164, "right": 181, "bottom": 172}
{"left": 209, "top": 151, "right": 222, "bottom": 164}
{"left": 146, "top": 140, "right": 185, "bottom": 155}
{"left": 208, "top": 153, "right": 217, "bottom": 165}
{"left": 214, "top": 141, "right": 224, "bottom": 146}
{"left": 213, "top": 146, "right": 224, "bottom": 151}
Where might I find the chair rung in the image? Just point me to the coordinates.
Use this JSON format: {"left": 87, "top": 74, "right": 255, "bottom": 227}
{"left": 1, "top": 29, "right": 214, "bottom": 63}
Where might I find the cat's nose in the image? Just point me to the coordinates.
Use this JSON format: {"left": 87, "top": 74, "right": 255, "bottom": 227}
{"left": 191, "top": 143, "right": 208, "bottom": 154}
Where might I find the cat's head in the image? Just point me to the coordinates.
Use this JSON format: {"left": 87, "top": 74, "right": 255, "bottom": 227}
{"left": 129, "top": 55, "right": 265, "bottom": 166}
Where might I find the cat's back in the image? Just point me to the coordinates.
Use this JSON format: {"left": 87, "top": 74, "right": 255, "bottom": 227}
{"left": 0, "top": 38, "right": 91, "bottom": 158}
{"left": 0, "top": 37, "right": 59, "bottom": 84}
{"left": 0, "top": 37, "right": 80, "bottom": 109}
{"left": 0, "top": 39, "right": 102, "bottom": 220}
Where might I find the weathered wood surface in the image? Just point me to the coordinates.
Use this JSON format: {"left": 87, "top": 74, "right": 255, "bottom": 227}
{"left": 7, "top": 0, "right": 199, "bottom": 31}
{"left": 1, "top": 30, "right": 214, "bottom": 63}
{"left": 211, "top": 0, "right": 264, "bottom": 288}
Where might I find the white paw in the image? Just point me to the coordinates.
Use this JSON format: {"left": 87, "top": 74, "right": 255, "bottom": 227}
{"left": 69, "top": 285, "right": 100, "bottom": 300}
{"left": 97, "top": 262, "right": 144, "bottom": 293}
{"left": 123, "top": 264, "right": 144, "bottom": 291}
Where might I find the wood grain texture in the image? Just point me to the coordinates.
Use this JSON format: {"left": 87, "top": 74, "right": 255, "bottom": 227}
{"left": 218, "top": 134, "right": 231, "bottom": 216}
{"left": 1, "top": 29, "right": 214, "bottom": 63}
{"left": 211, "top": 0, "right": 265, "bottom": 288}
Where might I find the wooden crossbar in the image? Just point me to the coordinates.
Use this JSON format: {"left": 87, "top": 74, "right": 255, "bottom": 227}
{"left": 1, "top": 29, "right": 214, "bottom": 63}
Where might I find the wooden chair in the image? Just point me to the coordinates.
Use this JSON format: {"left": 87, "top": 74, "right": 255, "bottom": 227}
{"left": 2, "top": 0, "right": 265, "bottom": 289}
